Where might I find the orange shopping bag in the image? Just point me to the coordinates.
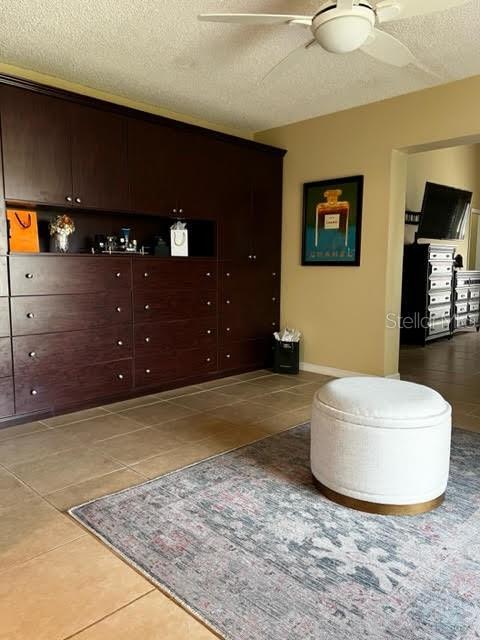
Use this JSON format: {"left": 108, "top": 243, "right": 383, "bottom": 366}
{"left": 6, "top": 209, "right": 40, "bottom": 253}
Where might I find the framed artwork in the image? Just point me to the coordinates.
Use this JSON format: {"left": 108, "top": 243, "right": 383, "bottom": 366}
{"left": 302, "top": 175, "right": 364, "bottom": 266}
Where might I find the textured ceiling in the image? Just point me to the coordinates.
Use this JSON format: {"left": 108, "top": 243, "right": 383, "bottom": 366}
{"left": 0, "top": 0, "right": 479, "bottom": 132}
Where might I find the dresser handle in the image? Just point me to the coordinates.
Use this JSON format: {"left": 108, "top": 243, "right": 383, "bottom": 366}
{"left": 226, "top": 327, "right": 231, "bottom": 332}
{"left": 248, "top": 255, "right": 253, "bottom": 260}
{"left": 117, "top": 340, "right": 123, "bottom": 346}
{"left": 145, "top": 368, "right": 151, "bottom": 374}
{"left": 206, "top": 301, "right": 212, "bottom": 306}
{"left": 75, "top": 197, "right": 82, "bottom": 204}
{"left": 65, "top": 196, "right": 73, "bottom": 203}
{"left": 272, "top": 297, "right": 277, "bottom": 302}
{"left": 117, "top": 374, "right": 124, "bottom": 380}
{"left": 272, "top": 322, "right": 276, "bottom": 327}
{"left": 179, "top": 208, "right": 184, "bottom": 214}
{"left": 145, "top": 337, "right": 151, "bottom": 343}
{"left": 144, "top": 304, "right": 150, "bottom": 310}
{"left": 206, "top": 272, "right": 212, "bottom": 277}
{"left": 30, "top": 389, "right": 38, "bottom": 396}
{"left": 206, "top": 357, "right": 212, "bottom": 363}
{"left": 25, "top": 273, "right": 34, "bottom": 279}
{"left": 116, "top": 307, "right": 122, "bottom": 313}
{"left": 226, "top": 354, "right": 231, "bottom": 359}
{"left": 26, "top": 312, "right": 35, "bottom": 319}
{"left": 272, "top": 272, "right": 277, "bottom": 277}
{"left": 144, "top": 272, "right": 149, "bottom": 278}
{"left": 226, "top": 299, "right": 231, "bottom": 305}
{"left": 207, "top": 329, "right": 212, "bottom": 335}
{"left": 226, "top": 272, "right": 231, "bottom": 277}
{"left": 253, "top": 255, "right": 257, "bottom": 260}
{"left": 115, "top": 272, "right": 121, "bottom": 278}
{"left": 28, "top": 351, "right": 36, "bottom": 358}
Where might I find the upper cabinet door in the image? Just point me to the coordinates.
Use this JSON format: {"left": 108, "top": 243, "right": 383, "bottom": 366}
{"left": 0, "top": 85, "right": 72, "bottom": 206}
{"left": 71, "top": 105, "right": 128, "bottom": 211}
{"left": 251, "top": 151, "right": 283, "bottom": 267}
{"left": 128, "top": 118, "right": 179, "bottom": 215}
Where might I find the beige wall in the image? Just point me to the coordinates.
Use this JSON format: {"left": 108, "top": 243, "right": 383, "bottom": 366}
{"left": 405, "top": 144, "right": 480, "bottom": 261}
{"left": 256, "top": 75, "right": 480, "bottom": 377}
{"left": 0, "top": 62, "right": 253, "bottom": 140}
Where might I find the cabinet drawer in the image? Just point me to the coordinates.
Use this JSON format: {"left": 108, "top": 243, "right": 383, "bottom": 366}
{"left": 134, "top": 356, "right": 178, "bottom": 388}
{"left": 429, "top": 305, "right": 451, "bottom": 321}
{"left": 220, "top": 339, "right": 272, "bottom": 370}
{"left": 0, "top": 257, "right": 8, "bottom": 297}
{"left": 455, "top": 302, "right": 468, "bottom": 315}
{"left": 176, "top": 348, "right": 217, "bottom": 378}
{"left": 429, "top": 249, "right": 454, "bottom": 262}
{"left": 15, "top": 359, "right": 133, "bottom": 414}
{"left": 470, "top": 288, "right": 480, "bottom": 300}
{"left": 456, "top": 275, "right": 470, "bottom": 287}
{"left": 135, "top": 317, "right": 217, "bottom": 358}
{"left": 134, "top": 290, "right": 216, "bottom": 322}
{"left": 456, "top": 288, "right": 469, "bottom": 301}
{"left": 428, "top": 319, "right": 451, "bottom": 336}
{"left": 429, "top": 262, "right": 453, "bottom": 276}
{"left": 468, "top": 313, "right": 480, "bottom": 326}
{"left": 221, "top": 263, "right": 279, "bottom": 292}
{"left": 0, "top": 337, "right": 12, "bottom": 378}
{"left": 0, "top": 378, "right": 14, "bottom": 418}
{"left": 9, "top": 256, "right": 132, "bottom": 295}
{"left": 11, "top": 291, "right": 132, "bottom": 336}
{"left": 220, "top": 291, "right": 279, "bottom": 315}
{"left": 220, "top": 313, "right": 277, "bottom": 343}
{"left": 468, "top": 301, "right": 479, "bottom": 313}
{"left": 429, "top": 276, "right": 452, "bottom": 291}
{"left": 133, "top": 259, "right": 217, "bottom": 290}
{"left": 0, "top": 298, "right": 10, "bottom": 337}
{"left": 429, "top": 291, "right": 451, "bottom": 306}
{"left": 13, "top": 326, "right": 133, "bottom": 373}
{"left": 455, "top": 315, "right": 469, "bottom": 330}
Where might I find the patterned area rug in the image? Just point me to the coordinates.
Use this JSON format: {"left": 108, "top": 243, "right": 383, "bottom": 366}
{"left": 70, "top": 425, "right": 480, "bottom": 640}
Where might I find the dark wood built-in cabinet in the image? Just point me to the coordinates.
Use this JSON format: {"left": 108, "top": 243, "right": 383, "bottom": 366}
{"left": 0, "top": 73, "right": 285, "bottom": 427}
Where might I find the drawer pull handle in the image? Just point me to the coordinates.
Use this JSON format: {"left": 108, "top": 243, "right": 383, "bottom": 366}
{"left": 28, "top": 351, "right": 36, "bottom": 358}
{"left": 206, "top": 357, "right": 212, "bottom": 363}
{"left": 226, "top": 299, "right": 231, "bottom": 305}
{"left": 179, "top": 208, "right": 184, "bottom": 214}
{"left": 117, "top": 374, "right": 124, "bottom": 380}
{"left": 145, "top": 337, "right": 151, "bottom": 343}
{"left": 253, "top": 255, "right": 257, "bottom": 260}
{"left": 26, "top": 312, "right": 35, "bottom": 319}
{"left": 145, "top": 369, "right": 151, "bottom": 374}
{"left": 116, "top": 307, "right": 122, "bottom": 313}
{"left": 115, "top": 272, "right": 121, "bottom": 278}
{"left": 248, "top": 255, "right": 252, "bottom": 260}
{"left": 226, "top": 327, "right": 231, "bottom": 332}
{"left": 272, "top": 272, "right": 277, "bottom": 277}
{"left": 66, "top": 196, "right": 73, "bottom": 203}
{"left": 25, "top": 273, "right": 34, "bottom": 279}
{"left": 207, "top": 329, "right": 212, "bottom": 335}
{"left": 226, "top": 354, "right": 231, "bottom": 359}
{"left": 30, "top": 389, "right": 38, "bottom": 396}
{"left": 226, "top": 272, "right": 231, "bottom": 277}
{"left": 117, "top": 340, "right": 124, "bottom": 346}
{"left": 272, "top": 297, "right": 277, "bottom": 302}
{"left": 272, "top": 322, "right": 276, "bottom": 326}
{"left": 144, "top": 272, "right": 149, "bottom": 278}
{"left": 144, "top": 304, "right": 150, "bottom": 310}
{"left": 206, "top": 272, "right": 212, "bottom": 277}
{"left": 75, "top": 197, "right": 82, "bottom": 204}
{"left": 206, "top": 301, "right": 212, "bottom": 306}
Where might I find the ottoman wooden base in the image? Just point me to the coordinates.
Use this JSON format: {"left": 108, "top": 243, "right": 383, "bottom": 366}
{"left": 313, "top": 476, "right": 445, "bottom": 516}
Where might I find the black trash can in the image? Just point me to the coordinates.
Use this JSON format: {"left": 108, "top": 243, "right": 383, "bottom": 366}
{"left": 273, "top": 340, "right": 300, "bottom": 375}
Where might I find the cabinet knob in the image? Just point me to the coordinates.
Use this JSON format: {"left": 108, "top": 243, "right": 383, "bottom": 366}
{"left": 179, "top": 208, "right": 184, "bottom": 214}
{"left": 205, "top": 272, "right": 212, "bottom": 277}
{"left": 145, "top": 369, "right": 151, "bottom": 374}
{"left": 272, "top": 272, "right": 277, "bottom": 277}
{"left": 65, "top": 196, "right": 73, "bottom": 203}
{"left": 248, "top": 255, "right": 252, "bottom": 260}
{"left": 173, "top": 209, "right": 177, "bottom": 214}
{"left": 117, "top": 340, "right": 124, "bottom": 346}
{"left": 117, "top": 374, "right": 124, "bottom": 380}
{"left": 226, "top": 354, "right": 231, "bottom": 359}
{"left": 226, "top": 272, "right": 231, "bottom": 277}
{"left": 115, "top": 272, "right": 121, "bottom": 278}
{"left": 272, "top": 322, "right": 276, "bottom": 327}
{"left": 206, "top": 301, "right": 212, "bottom": 306}
{"left": 253, "top": 255, "right": 257, "bottom": 260}
{"left": 26, "top": 312, "right": 35, "bottom": 319}
{"left": 206, "top": 329, "right": 212, "bottom": 335}
{"left": 272, "top": 297, "right": 277, "bottom": 302}
{"left": 30, "top": 389, "right": 38, "bottom": 396}
{"left": 25, "top": 273, "right": 34, "bottom": 279}
{"left": 143, "top": 272, "right": 149, "bottom": 278}
{"left": 145, "top": 337, "right": 151, "bottom": 343}
{"left": 206, "top": 357, "right": 212, "bottom": 363}
{"left": 144, "top": 304, "right": 150, "bottom": 310}
{"left": 226, "top": 299, "right": 231, "bottom": 305}
{"left": 75, "top": 197, "right": 82, "bottom": 204}
{"left": 116, "top": 307, "right": 122, "bottom": 313}
{"left": 28, "top": 351, "right": 36, "bottom": 358}
{"left": 226, "top": 327, "right": 231, "bottom": 332}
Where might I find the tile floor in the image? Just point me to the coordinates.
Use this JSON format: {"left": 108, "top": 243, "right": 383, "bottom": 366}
{"left": 1, "top": 332, "right": 478, "bottom": 640}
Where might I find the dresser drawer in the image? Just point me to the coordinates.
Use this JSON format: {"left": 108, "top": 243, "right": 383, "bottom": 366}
{"left": 468, "top": 313, "right": 480, "bottom": 326}
{"left": 221, "top": 263, "right": 279, "bottom": 293}
{"left": 13, "top": 326, "right": 133, "bottom": 373}
{"left": 134, "top": 290, "right": 217, "bottom": 322}
{"left": 0, "top": 256, "right": 8, "bottom": 297}
{"left": 133, "top": 259, "right": 217, "bottom": 290}
{"left": 455, "top": 315, "right": 469, "bottom": 330}
{"left": 469, "top": 288, "right": 480, "bottom": 300}
{"left": 134, "top": 356, "right": 177, "bottom": 388}
{"left": 220, "top": 312, "right": 276, "bottom": 343}
{"left": 428, "top": 291, "right": 451, "bottom": 307}
{"left": 455, "top": 302, "right": 468, "bottom": 315}
{"left": 220, "top": 291, "right": 279, "bottom": 315}
{"left": 468, "top": 301, "right": 480, "bottom": 313}
{"left": 220, "top": 339, "right": 272, "bottom": 370}
{"left": 429, "top": 305, "right": 451, "bottom": 322}
{"left": 135, "top": 317, "right": 217, "bottom": 358}
{"left": 429, "top": 276, "right": 452, "bottom": 291}
{"left": 429, "top": 249, "right": 454, "bottom": 262}
{"left": 429, "top": 262, "right": 453, "bottom": 276}
{"left": 0, "top": 298, "right": 10, "bottom": 337}
{"left": 428, "top": 318, "right": 451, "bottom": 336}
{"left": 456, "top": 288, "right": 469, "bottom": 301}
{"left": 15, "top": 359, "right": 133, "bottom": 414}
{"left": 9, "top": 256, "right": 132, "bottom": 295}
{"left": 0, "top": 378, "right": 14, "bottom": 418}
{"left": 11, "top": 291, "right": 132, "bottom": 336}
{"left": 176, "top": 347, "right": 217, "bottom": 378}
{"left": 0, "top": 337, "right": 12, "bottom": 378}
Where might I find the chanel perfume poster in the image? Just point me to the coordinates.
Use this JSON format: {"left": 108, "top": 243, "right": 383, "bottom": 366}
{"left": 302, "top": 175, "right": 364, "bottom": 266}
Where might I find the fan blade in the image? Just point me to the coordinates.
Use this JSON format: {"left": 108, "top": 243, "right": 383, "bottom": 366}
{"left": 198, "top": 13, "right": 313, "bottom": 26}
{"left": 361, "top": 28, "right": 417, "bottom": 66}
{"left": 376, "top": 0, "right": 472, "bottom": 23}
{"left": 262, "top": 39, "right": 317, "bottom": 82}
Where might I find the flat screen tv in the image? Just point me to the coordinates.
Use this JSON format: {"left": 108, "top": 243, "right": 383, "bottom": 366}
{"left": 417, "top": 182, "right": 472, "bottom": 240}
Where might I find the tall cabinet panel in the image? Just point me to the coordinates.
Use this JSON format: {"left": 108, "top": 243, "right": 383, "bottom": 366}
{"left": 0, "top": 85, "right": 72, "bottom": 206}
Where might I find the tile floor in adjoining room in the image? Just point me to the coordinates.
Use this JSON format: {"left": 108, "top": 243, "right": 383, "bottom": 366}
{"left": 1, "top": 332, "right": 479, "bottom": 640}
{"left": 0, "top": 369, "right": 327, "bottom": 640}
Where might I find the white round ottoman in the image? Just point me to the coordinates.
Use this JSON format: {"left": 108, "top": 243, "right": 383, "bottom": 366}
{"left": 311, "top": 377, "right": 452, "bottom": 515}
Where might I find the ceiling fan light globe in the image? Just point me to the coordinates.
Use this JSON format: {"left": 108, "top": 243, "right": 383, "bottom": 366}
{"left": 316, "top": 16, "right": 374, "bottom": 53}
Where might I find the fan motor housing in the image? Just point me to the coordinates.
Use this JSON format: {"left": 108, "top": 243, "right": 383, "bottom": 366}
{"left": 312, "top": 1, "right": 376, "bottom": 54}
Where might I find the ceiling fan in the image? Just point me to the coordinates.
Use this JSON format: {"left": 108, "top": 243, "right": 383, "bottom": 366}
{"left": 198, "top": 0, "right": 472, "bottom": 73}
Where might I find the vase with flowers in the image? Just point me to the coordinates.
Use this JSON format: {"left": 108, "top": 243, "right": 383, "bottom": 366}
{"left": 49, "top": 214, "right": 75, "bottom": 253}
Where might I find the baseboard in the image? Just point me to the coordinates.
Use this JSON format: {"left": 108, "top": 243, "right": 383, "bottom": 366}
{"left": 300, "top": 362, "right": 401, "bottom": 380}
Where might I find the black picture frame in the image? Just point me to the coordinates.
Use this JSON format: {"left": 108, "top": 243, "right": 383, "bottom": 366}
{"left": 301, "top": 175, "right": 364, "bottom": 266}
